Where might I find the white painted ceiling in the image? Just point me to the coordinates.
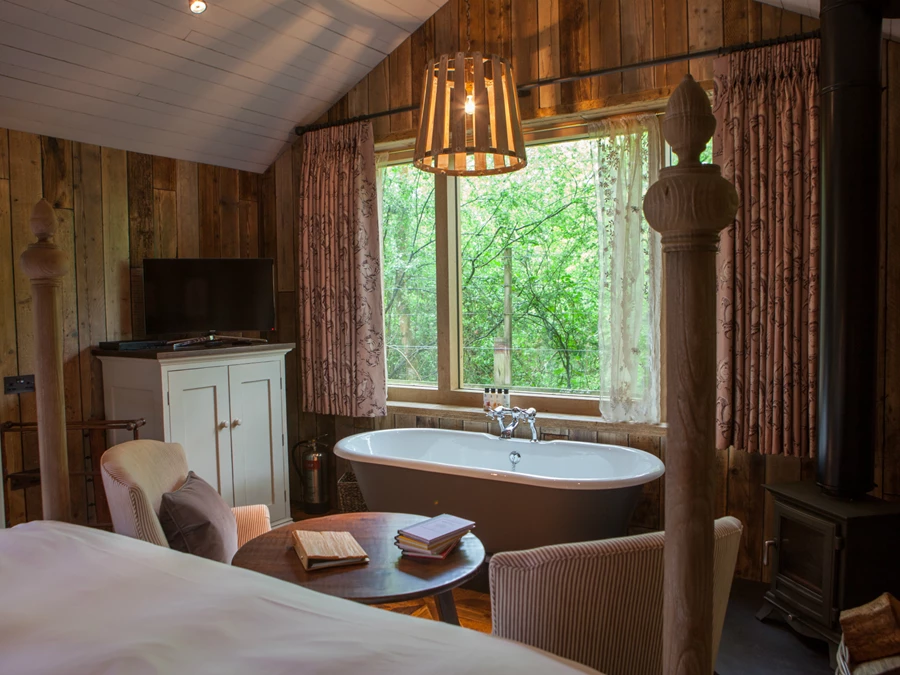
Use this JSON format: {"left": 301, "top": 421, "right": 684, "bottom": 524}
{"left": 757, "top": 0, "right": 900, "bottom": 41}
{"left": 0, "top": 0, "right": 441, "bottom": 172}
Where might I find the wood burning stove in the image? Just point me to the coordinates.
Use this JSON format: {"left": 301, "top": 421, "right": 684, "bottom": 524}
{"left": 759, "top": 483, "right": 900, "bottom": 662}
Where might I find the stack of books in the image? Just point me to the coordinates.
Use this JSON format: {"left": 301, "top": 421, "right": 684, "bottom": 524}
{"left": 291, "top": 530, "right": 369, "bottom": 571}
{"left": 395, "top": 514, "right": 476, "bottom": 561}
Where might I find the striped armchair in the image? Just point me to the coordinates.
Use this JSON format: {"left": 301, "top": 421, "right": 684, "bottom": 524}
{"left": 100, "top": 440, "right": 271, "bottom": 552}
{"left": 489, "top": 517, "right": 743, "bottom": 675}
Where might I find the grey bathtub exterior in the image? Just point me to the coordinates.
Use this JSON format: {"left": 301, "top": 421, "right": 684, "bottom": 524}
{"left": 349, "top": 460, "right": 644, "bottom": 554}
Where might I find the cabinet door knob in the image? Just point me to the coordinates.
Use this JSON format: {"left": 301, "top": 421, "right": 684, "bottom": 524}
{"left": 218, "top": 421, "right": 230, "bottom": 430}
{"left": 232, "top": 419, "right": 242, "bottom": 427}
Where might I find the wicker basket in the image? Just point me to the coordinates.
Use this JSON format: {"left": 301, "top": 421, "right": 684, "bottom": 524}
{"left": 337, "top": 471, "right": 368, "bottom": 513}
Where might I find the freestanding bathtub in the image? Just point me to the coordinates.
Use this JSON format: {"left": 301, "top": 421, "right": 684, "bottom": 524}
{"left": 334, "top": 428, "right": 665, "bottom": 553}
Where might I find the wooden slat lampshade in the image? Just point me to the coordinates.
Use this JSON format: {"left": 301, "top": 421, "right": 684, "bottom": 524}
{"left": 414, "top": 52, "right": 527, "bottom": 176}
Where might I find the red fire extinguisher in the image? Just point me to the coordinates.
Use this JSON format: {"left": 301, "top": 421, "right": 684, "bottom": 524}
{"left": 294, "top": 437, "right": 330, "bottom": 515}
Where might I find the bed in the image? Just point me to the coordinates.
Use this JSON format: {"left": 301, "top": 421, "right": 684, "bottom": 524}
{"left": 0, "top": 521, "right": 597, "bottom": 674}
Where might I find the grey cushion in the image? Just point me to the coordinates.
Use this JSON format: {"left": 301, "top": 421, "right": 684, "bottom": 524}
{"left": 158, "top": 472, "right": 238, "bottom": 563}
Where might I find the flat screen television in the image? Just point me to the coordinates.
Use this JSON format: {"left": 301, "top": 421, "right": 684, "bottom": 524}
{"left": 143, "top": 258, "right": 276, "bottom": 336}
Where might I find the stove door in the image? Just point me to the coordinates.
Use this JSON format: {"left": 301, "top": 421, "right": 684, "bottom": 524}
{"left": 771, "top": 502, "right": 837, "bottom": 627}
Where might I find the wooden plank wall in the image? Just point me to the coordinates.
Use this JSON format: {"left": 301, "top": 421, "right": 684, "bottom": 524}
{"left": 322, "top": 0, "right": 822, "bottom": 140}
{"left": 0, "top": 126, "right": 262, "bottom": 527}
{"left": 301, "top": 1, "right": 900, "bottom": 583}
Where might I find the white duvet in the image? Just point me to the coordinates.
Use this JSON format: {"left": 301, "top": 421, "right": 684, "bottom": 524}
{"left": 0, "top": 522, "right": 598, "bottom": 675}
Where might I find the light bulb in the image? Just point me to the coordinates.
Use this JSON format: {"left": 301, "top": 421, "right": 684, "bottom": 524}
{"left": 464, "top": 94, "right": 475, "bottom": 115}
{"left": 190, "top": 0, "right": 207, "bottom": 14}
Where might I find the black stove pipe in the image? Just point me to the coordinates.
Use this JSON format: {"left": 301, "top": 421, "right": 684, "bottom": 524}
{"left": 817, "top": 0, "right": 886, "bottom": 498}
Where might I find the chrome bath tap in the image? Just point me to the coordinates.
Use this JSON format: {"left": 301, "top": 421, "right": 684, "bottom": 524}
{"left": 486, "top": 405, "right": 539, "bottom": 442}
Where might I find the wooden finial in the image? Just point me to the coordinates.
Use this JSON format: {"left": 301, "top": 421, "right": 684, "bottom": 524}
{"left": 20, "top": 199, "right": 68, "bottom": 282}
{"left": 644, "top": 77, "right": 737, "bottom": 239}
{"left": 663, "top": 74, "right": 717, "bottom": 167}
{"left": 30, "top": 198, "right": 57, "bottom": 242}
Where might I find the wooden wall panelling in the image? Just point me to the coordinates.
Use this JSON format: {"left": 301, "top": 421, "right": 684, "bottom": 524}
{"left": 627, "top": 434, "right": 662, "bottom": 530}
{"left": 885, "top": 41, "right": 900, "bottom": 499}
{"left": 154, "top": 188, "right": 177, "bottom": 259}
{"left": 259, "top": 165, "right": 276, "bottom": 261}
{"left": 347, "top": 80, "right": 370, "bottom": 119}
{"left": 42, "top": 139, "right": 87, "bottom": 521}
{"left": 434, "top": 1, "right": 457, "bottom": 57}
{"left": 558, "top": 0, "right": 591, "bottom": 103}
{"left": 9, "top": 130, "right": 43, "bottom": 519}
{"left": 273, "top": 150, "right": 294, "bottom": 291}
{"left": 73, "top": 141, "right": 107, "bottom": 524}
{"left": 485, "top": 0, "right": 512, "bottom": 58}
{"left": 41, "top": 137, "right": 73, "bottom": 210}
{"left": 537, "top": 0, "right": 561, "bottom": 110}
{"left": 238, "top": 200, "right": 258, "bottom": 260}
{"left": 0, "top": 129, "right": 8, "bottom": 179}
{"left": 746, "top": 0, "right": 763, "bottom": 41}
{"left": 389, "top": 37, "right": 414, "bottom": 134}
{"left": 460, "top": 0, "right": 486, "bottom": 52}
{"left": 101, "top": 148, "right": 130, "bottom": 341}
{"left": 368, "top": 60, "right": 391, "bottom": 140}
{"left": 56, "top": 205, "right": 88, "bottom": 523}
{"left": 651, "top": 0, "right": 668, "bottom": 86}
{"left": 198, "top": 163, "right": 220, "bottom": 258}
{"left": 0, "top": 131, "right": 25, "bottom": 524}
{"left": 409, "top": 17, "right": 434, "bottom": 130}
{"left": 439, "top": 417, "right": 464, "bottom": 430}
{"left": 152, "top": 156, "right": 176, "bottom": 191}
{"left": 127, "top": 152, "right": 155, "bottom": 265}
{"left": 218, "top": 167, "right": 240, "bottom": 258}
{"left": 175, "top": 160, "right": 200, "bottom": 258}
{"left": 664, "top": 0, "right": 690, "bottom": 85}
{"left": 620, "top": 0, "right": 655, "bottom": 93}
{"left": 511, "top": 0, "right": 538, "bottom": 118}
{"left": 727, "top": 447, "right": 766, "bottom": 580}
{"left": 590, "top": 0, "right": 623, "bottom": 97}
{"left": 394, "top": 414, "right": 417, "bottom": 428}
{"left": 687, "top": 0, "right": 723, "bottom": 81}
{"left": 722, "top": 0, "right": 749, "bottom": 46}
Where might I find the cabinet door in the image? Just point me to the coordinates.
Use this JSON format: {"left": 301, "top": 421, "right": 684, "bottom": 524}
{"left": 228, "top": 361, "right": 287, "bottom": 522}
{"left": 167, "top": 367, "right": 235, "bottom": 506}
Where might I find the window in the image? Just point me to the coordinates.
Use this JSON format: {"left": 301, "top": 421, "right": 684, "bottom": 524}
{"left": 381, "top": 163, "right": 437, "bottom": 385}
{"left": 379, "top": 116, "right": 680, "bottom": 420}
{"left": 458, "top": 140, "right": 601, "bottom": 394}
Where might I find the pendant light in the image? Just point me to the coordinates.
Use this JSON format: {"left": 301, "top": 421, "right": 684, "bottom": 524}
{"left": 413, "top": 0, "right": 527, "bottom": 176}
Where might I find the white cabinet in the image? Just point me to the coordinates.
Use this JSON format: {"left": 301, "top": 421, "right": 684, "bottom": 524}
{"left": 97, "top": 344, "right": 293, "bottom": 527}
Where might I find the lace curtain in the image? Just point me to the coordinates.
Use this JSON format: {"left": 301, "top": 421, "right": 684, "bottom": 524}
{"left": 592, "top": 115, "right": 663, "bottom": 423}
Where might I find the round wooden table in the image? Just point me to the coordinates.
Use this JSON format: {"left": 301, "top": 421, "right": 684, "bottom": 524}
{"left": 231, "top": 512, "right": 486, "bottom": 625}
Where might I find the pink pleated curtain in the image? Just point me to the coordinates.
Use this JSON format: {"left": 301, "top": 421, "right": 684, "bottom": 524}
{"left": 713, "top": 40, "right": 820, "bottom": 457}
{"left": 297, "top": 122, "right": 387, "bottom": 417}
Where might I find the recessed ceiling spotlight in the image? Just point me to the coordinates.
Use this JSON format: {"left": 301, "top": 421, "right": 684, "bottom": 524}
{"left": 190, "top": 0, "right": 207, "bottom": 14}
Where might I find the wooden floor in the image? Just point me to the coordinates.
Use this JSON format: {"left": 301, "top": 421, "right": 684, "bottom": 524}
{"left": 376, "top": 589, "right": 493, "bottom": 634}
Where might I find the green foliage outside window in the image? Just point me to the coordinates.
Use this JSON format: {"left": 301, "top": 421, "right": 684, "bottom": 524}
{"left": 381, "top": 164, "right": 438, "bottom": 384}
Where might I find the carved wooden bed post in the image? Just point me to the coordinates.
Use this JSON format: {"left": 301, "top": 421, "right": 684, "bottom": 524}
{"left": 644, "top": 75, "right": 738, "bottom": 675}
{"left": 19, "top": 199, "right": 71, "bottom": 522}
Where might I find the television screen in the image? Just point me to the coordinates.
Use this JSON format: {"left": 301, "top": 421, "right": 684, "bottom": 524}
{"left": 143, "top": 258, "right": 276, "bottom": 336}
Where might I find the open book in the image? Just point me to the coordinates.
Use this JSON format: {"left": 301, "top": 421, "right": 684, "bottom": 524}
{"left": 291, "top": 530, "right": 369, "bottom": 571}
